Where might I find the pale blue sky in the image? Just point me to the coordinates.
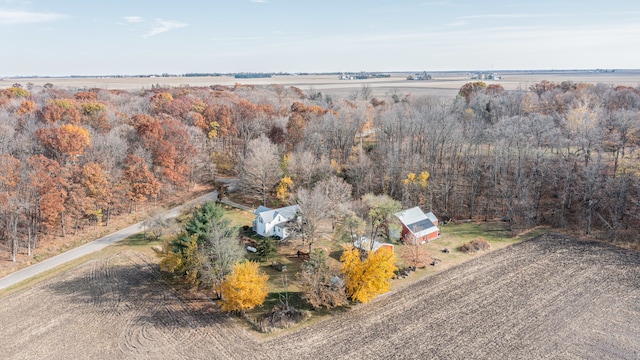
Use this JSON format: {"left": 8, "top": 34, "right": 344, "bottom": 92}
{"left": 1, "top": 0, "right": 639, "bottom": 76}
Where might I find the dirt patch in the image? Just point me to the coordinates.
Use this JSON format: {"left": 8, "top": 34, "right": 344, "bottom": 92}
{"left": 0, "top": 251, "right": 261, "bottom": 360}
{"left": 263, "top": 234, "right": 640, "bottom": 359}
{"left": 0, "top": 234, "right": 638, "bottom": 359}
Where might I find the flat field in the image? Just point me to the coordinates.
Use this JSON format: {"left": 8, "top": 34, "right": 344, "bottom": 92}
{"left": 0, "top": 234, "right": 638, "bottom": 359}
{"left": 3, "top": 70, "right": 640, "bottom": 98}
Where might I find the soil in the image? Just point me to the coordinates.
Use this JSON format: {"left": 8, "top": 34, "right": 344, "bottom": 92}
{"left": 0, "top": 233, "right": 638, "bottom": 359}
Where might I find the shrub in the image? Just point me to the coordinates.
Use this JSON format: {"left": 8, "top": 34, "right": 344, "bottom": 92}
{"left": 458, "top": 237, "right": 491, "bottom": 253}
{"left": 253, "top": 304, "right": 310, "bottom": 333}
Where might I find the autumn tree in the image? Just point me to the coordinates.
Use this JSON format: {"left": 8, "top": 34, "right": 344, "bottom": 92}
{"left": 400, "top": 242, "right": 432, "bottom": 269}
{"left": 80, "top": 101, "right": 110, "bottom": 132}
{"left": 286, "top": 112, "right": 306, "bottom": 151}
{"left": 35, "top": 124, "right": 91, "bottom": 160}
{"left": 150, "top": 92, "right": 174, "bottom": 114}
{"left": 122, "top": 154, "right": 160, "bottom": 212}
{"left": 458, "top": 81, "right": 487, "bottom": 103}
{"left": 220, "top": 261, "right": 269, "bottom": 313}
{"left": 80, "top": 162, "right": 111, "bottom": 225}
{"left": 340, "top": 245, "right": 397, "bottom": 303}
{"left": 298, "top": 249, "right": 348, "bottom": 310}
{"left": 26, "top": 155, "right": 67, "bottom": 235}
{"left": 41, "top": 99, "right": 80, "bottom": 124}
{"left": 16, "top": 100, "right": 35, "bottom": 117}
{"left": 160, "top": 232, "right": 200, "bottom": 286}
{"left": 275, "top": 176, "right": 294, "bottom": 204}
{"left": 0, "top": 154, "right": 22, "bottom": 261}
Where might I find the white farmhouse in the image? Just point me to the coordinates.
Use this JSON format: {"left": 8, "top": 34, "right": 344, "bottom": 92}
{"left": 252, "top": 205, "right": 300, "bottom": 239}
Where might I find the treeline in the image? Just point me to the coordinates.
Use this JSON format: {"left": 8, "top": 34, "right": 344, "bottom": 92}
{"left": 233, "top": 80, "right": 640, "bottom": 247}
{"left": 1, "top": 78, "right": 639, "bottom": 262}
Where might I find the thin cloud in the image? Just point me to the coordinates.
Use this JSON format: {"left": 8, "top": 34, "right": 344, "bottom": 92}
{"left": 0, "top": 9, "right": 67, "bottom": 24}
{"left": 458, "top": 13, "right": 564, "bottom": 20}
{"left": 420, "top": 1, "right": 464, "bottom": 6}
{"left": 212, "top": 36, "right": 264, "bottom": 41}
{"left": 142, "top": 18, "right": 187, "bottom": 38}
{"left": 448, "top": 20, "right": 467, "bottom": 26}
{"left": 123, "top": 16, "right": 143, "bottom": 23}
{"left": 250, "top": 0, "right": 269, "bottom": 3}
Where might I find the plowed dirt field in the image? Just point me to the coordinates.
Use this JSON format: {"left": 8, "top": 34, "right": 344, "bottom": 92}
{"left": 1, "top": 234, "right": 638, "bottom": 359}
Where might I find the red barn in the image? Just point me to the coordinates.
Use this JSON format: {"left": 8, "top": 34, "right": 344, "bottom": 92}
{"left": 395, "top": 207, "right": 440, "bottom": 244}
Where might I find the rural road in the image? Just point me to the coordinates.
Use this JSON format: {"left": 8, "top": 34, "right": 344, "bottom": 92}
{"left": 0, "top": 190, "right": 219, "bottom": 291}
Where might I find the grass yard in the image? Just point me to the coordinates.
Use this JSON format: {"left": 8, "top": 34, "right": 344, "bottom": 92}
{"left": 219, "top": 205, "right": 255, "bottom": 228}
{"left": 389, "top": 221, "right": 545, "bottom": 290}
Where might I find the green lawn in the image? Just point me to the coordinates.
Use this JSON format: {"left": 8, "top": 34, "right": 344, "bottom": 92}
{"left": 219, "top": 205, "right": 254, "bottom": 228}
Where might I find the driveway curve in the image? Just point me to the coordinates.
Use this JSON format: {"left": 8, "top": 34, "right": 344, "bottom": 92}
{"left": 0, "top": 191, "right": 218, "bottom": 290}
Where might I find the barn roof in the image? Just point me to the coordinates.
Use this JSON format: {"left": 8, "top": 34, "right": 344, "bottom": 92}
{"left": 395, "top": 207, "right": 439, "bottom": 236}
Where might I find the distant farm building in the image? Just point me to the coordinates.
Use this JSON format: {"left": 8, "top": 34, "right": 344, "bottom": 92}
{"left": 253, "top": 205, "right": 300, "bottom": 239}
{"left": 395, "top": 207, "right": 440, "bottom": 244}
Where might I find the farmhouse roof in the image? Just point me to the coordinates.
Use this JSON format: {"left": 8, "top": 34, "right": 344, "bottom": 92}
{"left": 395, "top": 207, "right": 439, "bottom": 235}
{"left": 255, "top": 204, "right": 300, "bottom": 224}
{"left": 254, "top": 205, "right": 271, "bottom": 215}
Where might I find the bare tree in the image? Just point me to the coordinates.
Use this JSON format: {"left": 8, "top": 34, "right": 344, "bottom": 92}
{"left": 238, "top": 135, "right": 282, "bottom": 206}
{"left": 298, "top": 249, "right": 348, "bottom": 310}
{"left": 198, "top": 216, "right": 245, "bottom": 299}
{"left": 293, "top": 186, "right": 332, "bottom": 253}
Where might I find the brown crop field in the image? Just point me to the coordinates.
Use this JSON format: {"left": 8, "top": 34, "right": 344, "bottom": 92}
{"left": 1, "top": 234, "right": 638, "bottom": 359}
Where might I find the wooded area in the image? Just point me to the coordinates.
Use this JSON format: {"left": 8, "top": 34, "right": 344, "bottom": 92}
{"left": 1, "top": 79, "right": 639, "bottom": 264}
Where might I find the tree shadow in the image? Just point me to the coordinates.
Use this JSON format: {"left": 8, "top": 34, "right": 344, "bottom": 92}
{"left": 46, "top": 257, "right": 232, "bottom": 329}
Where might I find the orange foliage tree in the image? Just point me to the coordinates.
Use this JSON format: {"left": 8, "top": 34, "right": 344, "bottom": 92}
{"left": 219, "top": 261, "right": 269, "bottom": 313}
{"left": 41, "top": 99, "right": 80, "bottom": 124}
{"left": 16, "top": 100, "right": 35, "bottom": 116}
{"left": 35, "top": 124, "right": 91, "bottom": 159}
{"left": 340, "top": 245, "right": 397, "bottom": 303}
{"left": 27, "top": 155, "right": 67, "bottom": 233}
{"left": 122, "top": 154, "right": 160, "bottom": 211}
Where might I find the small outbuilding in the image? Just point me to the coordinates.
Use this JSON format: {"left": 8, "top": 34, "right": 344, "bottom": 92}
{"left": 353, "top": 236, "right": 395, "bottom": 253}
{"left": 395, "top": 207, "right": 440, "bottom": 244}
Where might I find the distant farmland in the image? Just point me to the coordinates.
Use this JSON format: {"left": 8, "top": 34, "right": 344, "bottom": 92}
{"left": 3, "top": 70, "right": 640, "bottom": 98}
{"left": 1, "top": 234, "right": 638, "bottom": 359}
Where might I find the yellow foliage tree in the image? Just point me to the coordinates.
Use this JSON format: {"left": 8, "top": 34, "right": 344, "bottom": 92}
{"left": 6, "top": 87, "right": 30, "bottom": 98}
{"left": 159, "top": 232, "right": 200, "bottom": 286}
{"left": 276, "top": 176, "right": 294, "bottom": 203}
{"left": 402, "top": 172, "right": 416, "bottom": 186}
{"left": 418, "top": 171, "right": 429, "bottom": 188}
{"left": 340, "top": 245, "right": 397, "bottom": 303}
{"left": 220, "top": 261, "right": 269, "bottom": 312}
{"left": 207, "top": 121, "right": 220, "bottom": 139}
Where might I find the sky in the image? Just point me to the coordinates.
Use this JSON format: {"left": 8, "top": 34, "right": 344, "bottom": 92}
{"left": 1, "top": 0, "right": 640, "bottom": 76}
